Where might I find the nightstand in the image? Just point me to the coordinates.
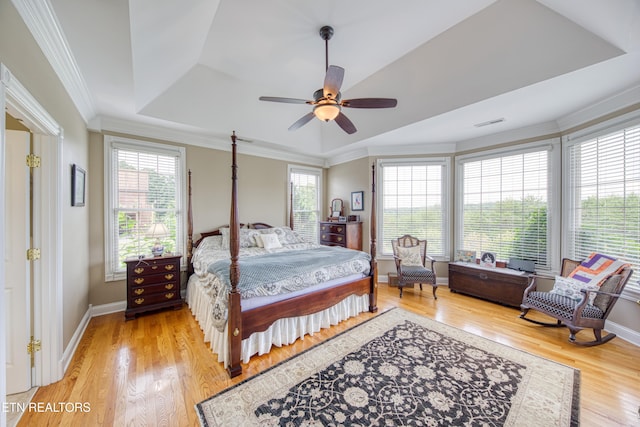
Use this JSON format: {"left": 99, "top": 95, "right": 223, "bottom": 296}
{"left": 124, "top": 255, "right": 182, "bottom": 320}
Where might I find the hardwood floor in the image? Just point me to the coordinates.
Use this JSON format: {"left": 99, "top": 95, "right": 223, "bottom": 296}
{"left": 17, "top": 283, "right": 640, "bottom": 426}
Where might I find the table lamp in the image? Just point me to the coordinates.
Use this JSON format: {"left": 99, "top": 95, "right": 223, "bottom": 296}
{"left": 147, "top": 223, "right": 169, "bottom": 256}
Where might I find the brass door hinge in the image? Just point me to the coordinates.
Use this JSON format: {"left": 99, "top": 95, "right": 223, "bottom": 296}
{"left": 27, "top": 248, "right": 41, "bottom": 261}
{"left": 27, "top": 337, "right": 41, "bottom": 355}
{"left": 26, "top": 153, "right": 41, "bottom": 168}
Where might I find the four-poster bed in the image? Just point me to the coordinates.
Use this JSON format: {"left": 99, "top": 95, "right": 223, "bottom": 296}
{"left": 186, "top": 132, "right": 378, "bottom": 377}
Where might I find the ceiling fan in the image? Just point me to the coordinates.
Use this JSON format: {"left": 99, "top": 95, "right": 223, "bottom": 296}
{"left": 259, "top": 25, "right": 398, "bottom": 135}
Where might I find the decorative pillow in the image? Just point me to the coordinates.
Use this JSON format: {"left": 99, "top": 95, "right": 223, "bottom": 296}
{"left": 259, "top": 226, "right": 306, "bottom": 245}
{"left": 397, "top": 245, "right": 422, "bottom": 267}
{"left": 199, "top": 235, "right": 223, "bottom": 250}
{"left": 239, "top": 229, "right": 261, "bottom": 248}
{"left": 219, "top": 227, "right": 260, "bottom": 248}
{"left": 549, "top": 275, "right": 600, "bottom": 304}
{"left": 258, "top": 233, "right": 282, "bottom": 250}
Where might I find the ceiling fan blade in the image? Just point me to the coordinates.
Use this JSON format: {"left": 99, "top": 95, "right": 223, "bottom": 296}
{"left": 288, "top": 112, "right": 315, "bottom": 131}
{"left": 334, "top": 112, "right": 357, "bottom": 134}
{"left": 323, "top": 65, "right": 344, "bottom": 99}
{"left": 341, "top": 98, "right": 398, "bottom": 108}
{"left": 259, "top": 96, "right": 311, "bottom": 104}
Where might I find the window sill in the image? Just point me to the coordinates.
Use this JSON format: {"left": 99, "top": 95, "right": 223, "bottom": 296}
{"left": 105, "top": 272, "right": 126, "bottom": 282}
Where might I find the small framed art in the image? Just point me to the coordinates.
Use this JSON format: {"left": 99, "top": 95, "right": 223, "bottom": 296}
{"left": 351, "top": 191, "right": 364, "bottom": 211}
{"left": 480, "top": 251, "right": 497, "bottom": 268}
{"left": 455, "top": 250, "right": 476, "bottom": 263}
{"left": 71, "top": 164, "right": 86, "bottom": 207}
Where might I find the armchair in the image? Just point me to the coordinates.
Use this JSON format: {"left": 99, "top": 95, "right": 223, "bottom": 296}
{"left": 520, "top": 258, "right": 633, "bottom": 346}
{"left": 391, "top": 235, "right": 437, "bottom": 298}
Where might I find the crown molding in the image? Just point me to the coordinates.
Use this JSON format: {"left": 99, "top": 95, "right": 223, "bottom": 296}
{"left": 11, "top": 0, "right": 95, "bottom": 123}
{"left": 556, "top": 85, "right": 640, "bottom": 132}
{"left": 455, "top": 121, "right": 561, "bottom": 153}
{"left": 324, "top": 147, "right": 371, "bottom": 167}
{"left": 92, "top": 115, "right": 326, "bottom": 167}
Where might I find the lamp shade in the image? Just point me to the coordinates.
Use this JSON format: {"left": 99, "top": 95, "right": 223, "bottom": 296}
{"left": 146, "top": 223, "right": 169, "bottom": 238}
{"left": 313, "top": 103, "right": 340, "bottom": 122}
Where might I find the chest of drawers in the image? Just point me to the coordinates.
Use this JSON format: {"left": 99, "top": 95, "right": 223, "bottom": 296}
{"left": 125, "top": 255, "right": 182, "bottom": 320}
{"left": 319, "top": 221, "right": 362, "bottom": 250}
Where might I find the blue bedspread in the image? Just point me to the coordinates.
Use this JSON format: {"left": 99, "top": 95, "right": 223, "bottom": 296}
{"left": 207, "top": 245, "right": 371, "bottom": 298}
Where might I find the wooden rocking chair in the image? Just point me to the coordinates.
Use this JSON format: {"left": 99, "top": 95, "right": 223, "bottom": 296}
{"left": 520, "top": 258, "right": 633, "bottom": 346}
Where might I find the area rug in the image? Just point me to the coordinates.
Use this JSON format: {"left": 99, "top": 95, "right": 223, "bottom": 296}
{"left": 196, "top": 308, "right": 579, "bottom": 426}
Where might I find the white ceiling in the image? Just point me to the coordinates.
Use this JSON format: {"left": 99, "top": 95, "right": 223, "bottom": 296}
{"left": 26, "top": 0, "right": 640, "bottom": 162}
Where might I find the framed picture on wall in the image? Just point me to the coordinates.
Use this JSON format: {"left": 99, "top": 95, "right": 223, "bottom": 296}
{"left": 71, "top": 164, "right": 86, "bottom": 207}
{"left": 351, "top": 191, "right": 364, "bottom": 211}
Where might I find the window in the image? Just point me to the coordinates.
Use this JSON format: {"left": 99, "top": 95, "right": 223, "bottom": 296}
{"left": 105, "top": 136, "right": 185, "bottom": 280}
{"left": 564, "top": 120, "right": 640, "bottom": 289}
{"left": 456, "top": 141, "right": 559, "bottom": 270}
{"left": 289, "top": 165, "right": 322, "bottom": 243}
{"left": 379, "top": 158, "right": 450, "bottom": 257}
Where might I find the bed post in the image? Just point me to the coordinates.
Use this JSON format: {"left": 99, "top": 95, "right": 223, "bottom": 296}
{"left": 187, "top": 169, "right": 194, "bottom": 275}
{"left": 289, "top": 181, "right": 294, "bottom": 230}
{"left": 228, "top": 131, "right": 243, "bottom": 378}
{"left": 369, "top": 162, "right": 378, "bottom": 312}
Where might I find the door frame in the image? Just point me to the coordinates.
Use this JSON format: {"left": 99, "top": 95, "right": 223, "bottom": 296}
{"left": 1, "top": 63, "right": 64, "bottom": 408}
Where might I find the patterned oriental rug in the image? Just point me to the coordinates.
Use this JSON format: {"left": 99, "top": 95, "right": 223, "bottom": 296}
{"left": 196, "top": 308, "right": 579, "bottom": 426}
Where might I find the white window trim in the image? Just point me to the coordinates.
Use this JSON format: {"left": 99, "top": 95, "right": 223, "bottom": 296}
{"left": 288, "top": 164, "right": 323, "bottom": 243}
{"left": 562, "top": 114, "right": 640, "bottom": 301}
{"left": 454, "top": 139, "right": 561, "bottom": 272}
{"left": 377, "top": 157, "right": 451, "bottom": 261}
{"left": 104, "top": 135, "right": 186, "bottom": 281}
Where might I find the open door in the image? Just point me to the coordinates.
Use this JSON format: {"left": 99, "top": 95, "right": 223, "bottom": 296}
{"left": 4, "top": 129, "right": 32, "bottom": 394}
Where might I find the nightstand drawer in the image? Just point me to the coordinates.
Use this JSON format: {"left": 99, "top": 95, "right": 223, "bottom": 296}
{"left": 128, "top": 272, "right": 179, "bottom": 286}
{"left": 128, "top": 260, "right": 178, "bottom": 276}
{"left": 129, "top": 290, "right": 180, "bottom": 308}
{"left": 130, "top": 281, "right": 179, "bottom": 297}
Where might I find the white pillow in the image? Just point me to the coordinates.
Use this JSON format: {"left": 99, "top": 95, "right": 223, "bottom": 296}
{"left": 397, "top": 245, "right": 422, "bottom": 267}
{"left": 258, "top": 233, "right": 282, "bottom": 250}
{"left": 549, "top": 275, "right": 600, "bottom": 304}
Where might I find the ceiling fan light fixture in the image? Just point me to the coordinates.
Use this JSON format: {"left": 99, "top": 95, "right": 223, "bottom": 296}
{"left": 313, "top": 103, "right": 340, "bottom": 122}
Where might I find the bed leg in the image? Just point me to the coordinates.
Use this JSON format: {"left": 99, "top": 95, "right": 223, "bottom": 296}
{"left": 227, "top": 291, "right": 243, "bottom": 378}
{"left": 369, "top": 264, "right": 378, "bottom": 313}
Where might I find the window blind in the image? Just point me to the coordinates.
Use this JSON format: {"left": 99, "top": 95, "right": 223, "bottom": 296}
{"left": 459, "top": 148, "right": 550, "bottom": 268}
{"left": 105, "top": 138, "right": 183, "bottom": 279}
{"left": 289, "top": 167, "right": 321, "bottom": 243}
{"left": 380, "top": 161, "right": 447, "bottom": 256}
{"left": 566, "top": 123, "right": 640, "bottom": 284}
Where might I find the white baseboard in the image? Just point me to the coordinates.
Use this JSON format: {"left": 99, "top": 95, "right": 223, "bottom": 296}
{"left": 605, "top": 320, "right": 640, "bottom": 347}
{"left": 91, "top": 301, "right": 126, "bottom": 317}
{"left": 61, "top": 306, "right": 92, "bottom": 375}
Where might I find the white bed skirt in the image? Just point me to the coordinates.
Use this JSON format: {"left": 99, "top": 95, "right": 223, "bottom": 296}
{"left": 187, "top": 275, "right": 370, "bottom": 367}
